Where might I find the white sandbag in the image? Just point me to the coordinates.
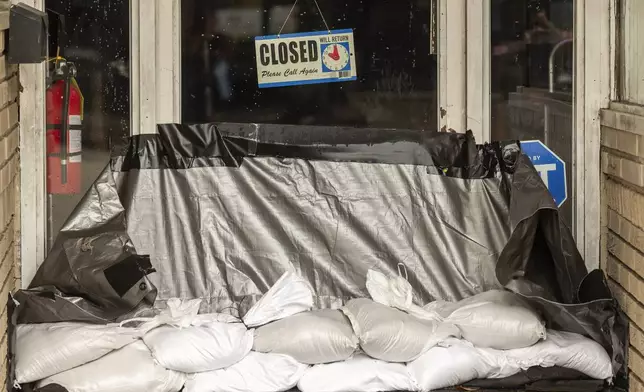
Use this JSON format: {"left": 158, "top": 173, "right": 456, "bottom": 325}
{"left": 366, "top": 269, "right": 439, "bottom": 322}
{"left": 15, "top": 322, "right": 142, "bottom": 384}
{"left": 162, "top": 298, "right": 203, "bottom": 323}
{"left": 341, "top": 298, "right": 460, "bottom": 362}
{"left": 424, "top": 290, "right": 546, "bottom": 349}
{"left": 409, "top": 329, "right": 614, "bottom": 391}
{"left": 38, "top": 341, "right": 185, "bottom": 392}
{"left": 423, "top": 290, "right": 530, "bottom": 318}
{"left": 408, "top": 338, "right": 520, "bottom": 391}
{"left": 507, "top": 329, "right": 613, "bottom": 380}
{"left": 144, "top": 322, "right": 253, "bottom": 373}
{"left": 243, "top": 271, "right": 314, "bottom": 327}
{"left": 253, "top": 309, "right": 358, "bottom": 364}
{"left": 366, "top": 268, "right": 413, "bottom": 310}
{"left": 141, "top": 297, "right": 253, "bottom": 372}
{"left": 298, "top": 354, "right": 417, "bottom": 392}
{"left": 143, "top": 298, "right": 239, "bottom": 328}
{"left": 184, "top": 351, "right": 308, "bottom": 392}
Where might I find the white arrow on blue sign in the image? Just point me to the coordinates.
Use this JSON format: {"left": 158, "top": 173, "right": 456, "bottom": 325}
{"left": 520, "top": 140, "right": 567, "bottom": 208}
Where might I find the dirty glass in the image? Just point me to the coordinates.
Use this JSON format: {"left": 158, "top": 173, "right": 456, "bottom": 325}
{"left": 45, "top": 0, "right": 130, "bottom": 247}
{"left": 181, "top": 0, "right": 437, "bottom": 130}
{"left": 490, "top": 0, "right": 574, "bottom": 228}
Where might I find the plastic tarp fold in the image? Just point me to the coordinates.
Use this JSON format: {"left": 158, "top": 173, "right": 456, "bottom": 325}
{"left": 15, "top": 167, "right": 156, "bottom": 324}
{"left": 13, "top": 123, "right": 627, "bottom": 388}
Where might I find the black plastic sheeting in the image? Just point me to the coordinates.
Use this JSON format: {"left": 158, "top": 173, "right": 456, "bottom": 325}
{"left": 11, "top": 123, "right": 627, "bottom": 391}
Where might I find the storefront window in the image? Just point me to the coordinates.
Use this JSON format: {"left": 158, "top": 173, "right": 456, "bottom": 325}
{"left": 45, "top": 0, "right": 130, "bottom": 246}
{"left": 490, "top": 0, "right": 574, "bottom": 227}
{"left": 181, "top": 0, "right": 437, "bottom": 130}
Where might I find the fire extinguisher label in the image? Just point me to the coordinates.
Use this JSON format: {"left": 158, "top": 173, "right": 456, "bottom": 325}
{"left": 69, "top": 115, "right": 81, "bottom": 126}
{"left": 69, "top": 115, "right": 82, "bottom": 163}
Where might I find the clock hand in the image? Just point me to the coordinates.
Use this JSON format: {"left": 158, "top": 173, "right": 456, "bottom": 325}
{"left": 329, "top": 45, "right": 340, "bottom": 61}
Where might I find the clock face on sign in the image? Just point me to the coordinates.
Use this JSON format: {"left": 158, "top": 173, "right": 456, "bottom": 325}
{"left": 322, "top": 43, "right": 350, "bottom": 72}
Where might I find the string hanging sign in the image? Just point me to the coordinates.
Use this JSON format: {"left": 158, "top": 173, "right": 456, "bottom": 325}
{"left": 254, "top": 0, "right": 357, "bottom": 88}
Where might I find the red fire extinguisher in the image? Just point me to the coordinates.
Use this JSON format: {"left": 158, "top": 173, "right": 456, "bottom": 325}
{"left": 46, "top": 60, "right": 84, "bottom": 194}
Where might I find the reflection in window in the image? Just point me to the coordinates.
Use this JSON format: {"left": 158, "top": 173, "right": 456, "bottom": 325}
{"left": 46, "top": 0, "right": 130, "bottom": 246}
{"left": 182, "top": 1, "right": 437, "bottom": 131}
{"left": 490, "top": 0, "right": 574, "bottom": 227}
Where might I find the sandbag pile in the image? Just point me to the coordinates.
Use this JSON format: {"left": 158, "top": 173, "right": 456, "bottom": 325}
{"left": 15, "top": 271, "right": 613, "bottom": 392}
{"left": 407, "top": 330, "right": 614, "bottom": 391}
{"left": 37, "top": 341, "right": 186, "bottom": 392}
{"left": 14, "top": 321, "right": 144, "bottom": 384}
{"left": 16, "top": 272, "right": 312, "bottom": 392}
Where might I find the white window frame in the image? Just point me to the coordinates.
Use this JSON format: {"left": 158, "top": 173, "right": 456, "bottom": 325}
{"left": 17, "top": 0, "right": 47, "bottom": 288}
{"left": 437, "top": 0, "right": 491, "bottom": 143}
{"left": 131, "top": 0, "right": 181, "bottom": 135}
{"left": 437, "top": 0, "right": 466, "bottom": 134}
{"left": 465, "top": 0, "right": 491, "bottom": 143}
{"left": 19, "top": 0, "right": 616, "bottom": 285}
{"left": 573, "top": 0, "right": 615, "bottom": 270}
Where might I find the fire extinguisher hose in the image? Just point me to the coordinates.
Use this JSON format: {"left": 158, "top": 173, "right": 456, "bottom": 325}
{"left": 60, "top": 69, "right": 71, "bottom": 185}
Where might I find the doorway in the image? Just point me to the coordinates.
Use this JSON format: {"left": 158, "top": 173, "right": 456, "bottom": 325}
{"left": 131, "top": 0, "right": 609, "bottom": 268}
{"left": 21, "top": 0, "right": 611, "bottom": 285}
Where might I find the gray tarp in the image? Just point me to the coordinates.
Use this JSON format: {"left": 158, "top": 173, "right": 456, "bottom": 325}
{"left": 12, "top": 123, "right": 627, "bottom": 389}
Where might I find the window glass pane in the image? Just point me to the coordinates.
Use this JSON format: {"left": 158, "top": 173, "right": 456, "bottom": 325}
{"left": 490, "top": 0, "right": 574, "bottom": 228}
{"left": 46, "top": 0, "right": 130, "bottom": 246}
{"left": 620, "top": 0, "right": 644, "bottom": 104}
{"left": 181, "top": 0, "right": 437, "bottom": 130}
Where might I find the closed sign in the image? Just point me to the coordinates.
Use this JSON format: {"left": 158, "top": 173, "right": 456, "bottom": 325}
{"left": 255, "top": 29, "right": 357, "bottom": 89}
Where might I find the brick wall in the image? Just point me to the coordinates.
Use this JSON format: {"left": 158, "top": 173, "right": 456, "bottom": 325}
{"left": 601, "top": 104, "right": 644, "bottom": 391}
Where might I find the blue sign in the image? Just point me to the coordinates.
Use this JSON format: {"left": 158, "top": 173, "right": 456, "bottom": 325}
{"left": 255, "top": 29, "right": 357, "bottom": 89}
{"left": 521, "top": 140, "right": 567, "bottom": 207}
